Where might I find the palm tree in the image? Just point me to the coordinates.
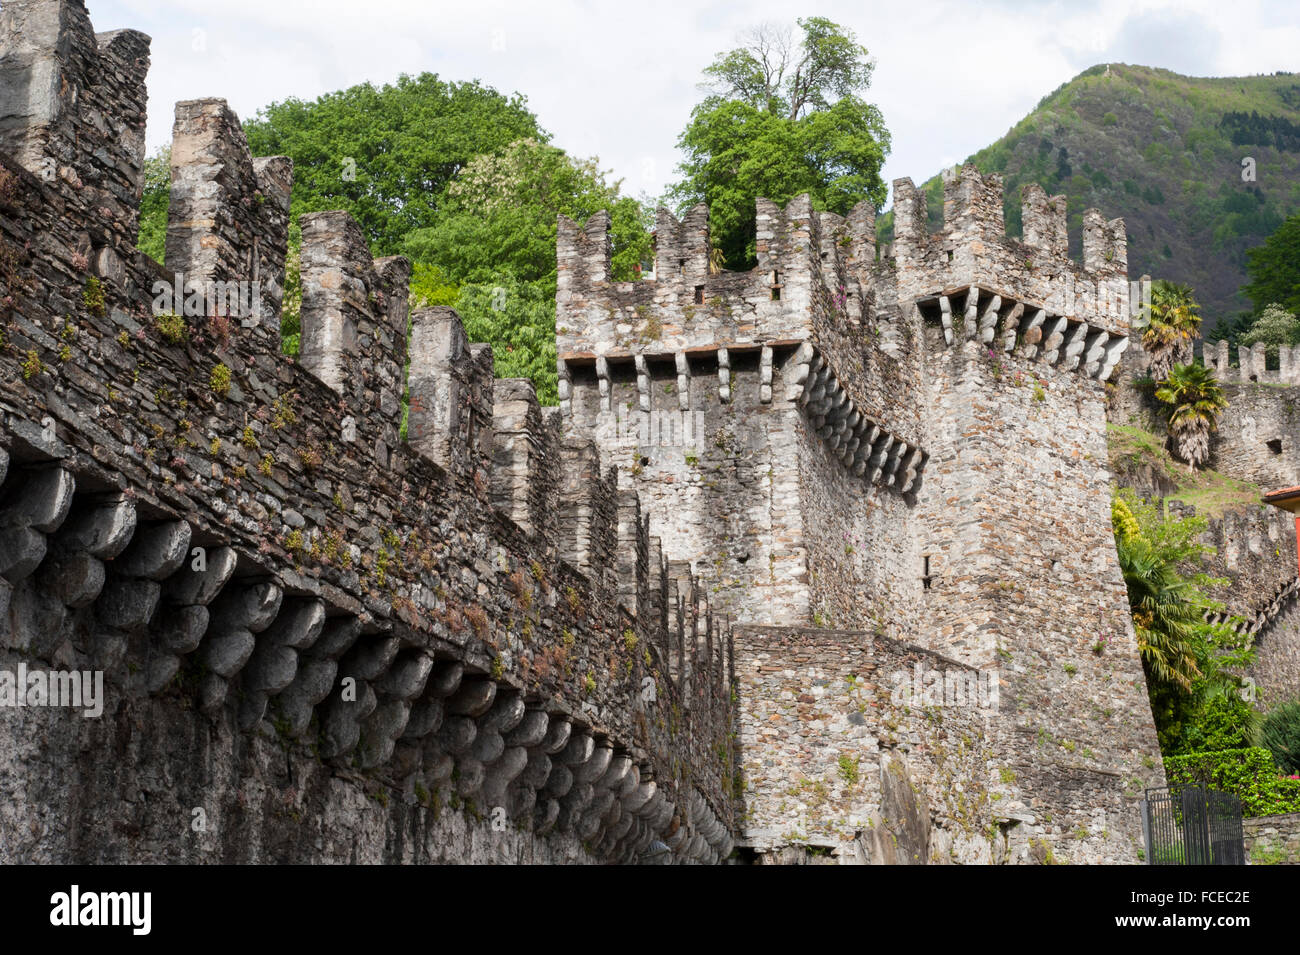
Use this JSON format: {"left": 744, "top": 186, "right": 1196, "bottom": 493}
{"left": 1114, "top": 524, "right": 1204, "bottom": 694}
{"left": 1142, "top": 281, "right": 1202, "bottom": 381}
{"left": 1154, "top": 361, "right": 1228, "bottom": 470}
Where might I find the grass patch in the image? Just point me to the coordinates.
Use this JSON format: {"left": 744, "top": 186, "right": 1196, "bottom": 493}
{"left": 1107, "top": 423, "right": 1262, "bottom": 517}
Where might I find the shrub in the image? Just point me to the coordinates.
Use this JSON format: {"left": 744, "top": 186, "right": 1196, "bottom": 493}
{"left": 154, "top": 311, "right": 188, "bottom": 345}
{"left": 82, "top": 276, "right": 105, "bottom": 316}
{"left": 1164, "top": 747, "right": 1300, "bottom": 816}
{"left": 1259, "top": 701, "right": 1300, "bottom": 776}
{"left": 209, "top": 363, "right": 231, "bottom": 397}
{"left": 1179, "top": 692, "right": 1260, "bottom": 754}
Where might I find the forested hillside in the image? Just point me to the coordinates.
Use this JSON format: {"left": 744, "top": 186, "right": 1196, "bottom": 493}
{"left": 880, "top": 65, "right": 1300, "bottom": 332}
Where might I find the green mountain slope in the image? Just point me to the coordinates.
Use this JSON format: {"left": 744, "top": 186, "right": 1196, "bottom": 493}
{"left": 881, "top": 64, "right": 1300, "bottom": 331}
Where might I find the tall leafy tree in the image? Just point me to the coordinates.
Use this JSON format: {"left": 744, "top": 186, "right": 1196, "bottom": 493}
{"left": 402, "top": 138, "right": 650, "bottom": 286}
{"left": 1242, "top": 212, "right": 1300, "bottom": 317}
{"left": 1154, "top": 361, "right": 1228, "bottom": 470}
{"left": 1142, "top": 280, "right": 1203, "bottom": 382}
{"left": 1240, "top": 302, "right": 1300, "bottom": 362}
{"left": 404, "top": 139, "right": 653, "bottom": 403}
{"left": 243, "top": 73, "right": 545, "bottom": 254}
{"left": 670, "top": 17, "right": 890, "bottom": 269}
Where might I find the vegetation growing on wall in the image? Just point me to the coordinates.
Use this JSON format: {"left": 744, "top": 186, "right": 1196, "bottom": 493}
{"left": 1111, "top": 490, "right": 1256, "bottom": 755}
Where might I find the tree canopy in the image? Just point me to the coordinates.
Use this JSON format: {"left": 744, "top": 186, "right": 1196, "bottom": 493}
{"left": 1241, "top": 302, "right": 1300, "bottom": 358}
{"left": 401, "top": 139, "right": 652, "bottom": 403}
{"left": 135, "top": 82, "right": 651, "bottom": 403}
{"left": 243, "top": 73, "right": 545, "bottom": 255}
{"left": 402, "top": 138, "right": 650, "bottom": 287}
{"left": 669, "top": 18, "right": 890, "bottom": 269}
{"left": 136, "top": 146, "right": 170, "bottom": 265}
{"left": 1242, "top": 211, "right": 1300, "bottom": 317}
{"left": 1141, "top": 280, "right": 1202, "bottom": 382}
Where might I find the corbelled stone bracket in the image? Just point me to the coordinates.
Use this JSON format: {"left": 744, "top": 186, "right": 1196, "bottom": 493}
{"left": 917, "top": 285, "right": 1129, "bottom": 382}
{"left": 784, "top": 344, "right": 925, "bottom": 494}
{"left": 1207, "top": 575, "right": 1300, "bottom": 638}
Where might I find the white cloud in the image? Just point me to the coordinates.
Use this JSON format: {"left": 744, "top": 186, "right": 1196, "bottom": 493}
{"left": 93, "top": 0, "right": 1300, "bottom": 210}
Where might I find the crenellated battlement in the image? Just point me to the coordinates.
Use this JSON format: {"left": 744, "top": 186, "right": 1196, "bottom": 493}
{"left": 1202, "top": 339, "right": 1300, "bottom": 386}
{"left": 892, "top": 165, "right": 1131, "bottom": 338}
{"left": 557, "top": 195, "right": 846, "bottom": 361}
{"left": 166, "top": 98, "right": 292, "bottom": 347}
{"left": 0, "top": 0, "right": 149, "bottom": 246}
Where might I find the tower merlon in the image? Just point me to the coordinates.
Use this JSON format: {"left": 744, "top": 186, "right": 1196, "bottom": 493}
{"left": 406, "top": 304, "right": 494, "bottom": 485}
{"left": 892, "top": 171, "right": 1131, "bottom": 338}
{"left": 557, "top": 194, "right": 832, "bottom": 361}
{"left": 0, "top": 0, "right": 149, "bottom": 243}
{"left": 166, "top": 98, "right": 292, "bottom": 348}
{"left": 1020, "top": 182, "right": 1068, "bottom": 257}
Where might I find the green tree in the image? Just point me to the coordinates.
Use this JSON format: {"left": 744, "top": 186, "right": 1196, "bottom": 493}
{"left": 279, "top": 222, "right": 303, "bottom": 356}
{"left": 1242, "top": 212, "right": 1300, "bottom": 317}
{"left": 670, "top": 17, "right": 890, "bottom": 269}
{"left": 244, "top": 73, "right": 544, "bottom": 254}
{"left": 1142, "top": 280, "right": 1202, "bottom": 382}
{"left": 1153, "top": 361, "right": 1228, "bottom": 470}
{"left": 403, "top": 139, "right": 652, "bottom": 401}
{"left": 1259, "top": 701, "right": 1300, "bottom": 775}
{"left": 402, "top": 139, "right": 650, "bottom": 286}
{"left": 442, "top": 279, "right": 558, "bottom": 403}
{"left": 1240, "top": 302, "right": 1300, "bottom": 363}
{"left": 1114, "top": 506, "right": 1206, "bottom": 695}
{"left": 136, "top": 146, "right": 170, "bottom": 265}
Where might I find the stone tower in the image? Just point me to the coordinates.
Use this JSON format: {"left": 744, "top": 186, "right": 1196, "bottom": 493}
{"left": 558, "top": 167, "right": 1166, "bottom": 862}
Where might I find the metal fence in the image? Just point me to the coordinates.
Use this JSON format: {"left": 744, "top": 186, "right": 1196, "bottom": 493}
{"left": 1141, "top": 786, "right": 1244, "bottom": 865}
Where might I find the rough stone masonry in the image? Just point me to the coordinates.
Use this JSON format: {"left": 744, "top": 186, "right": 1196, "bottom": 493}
{"left": 0, "top": 0, "right": 1175, "bottom": 864}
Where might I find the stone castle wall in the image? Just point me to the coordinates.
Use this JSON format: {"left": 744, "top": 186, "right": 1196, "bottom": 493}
{"left": 0, "top": 0, "right": 734, "bottom": 864}
{"left": 1, "top": 0, "right": 1240, "bottom": 866}
{"left": 734, "top": 625, "right": 1154, "bottom": 864}
{"left": 1108, "top": 339, "right": 1300, "bottom": 713}
{"left": 1244, "top": 811, "right": 1300, "bottom": 865}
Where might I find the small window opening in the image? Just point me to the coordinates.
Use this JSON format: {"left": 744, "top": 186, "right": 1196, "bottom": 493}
{"left": 922, "top": 555, "right": 933, "bottom": 591}
{"left": 679, "top": 258, "right": 686, "bottom": 275}
{"left": 694, "top": 285, "right": 704, "bottom": 305}
{"left": 770, "top": 270, "right": 781, "bottom": 301}
{"left": 946, "top": 250, "right": 954, "bottom": 263}
{"left": 1267, "top": 438, "right": 1283, "bottom": 455}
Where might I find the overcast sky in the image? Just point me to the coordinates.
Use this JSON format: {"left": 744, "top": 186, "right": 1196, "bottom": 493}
{"left": 97, "top": 0, "right": 1299, "bottom": 208}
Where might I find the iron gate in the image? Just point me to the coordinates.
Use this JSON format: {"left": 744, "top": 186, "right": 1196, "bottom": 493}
{"left": 1141, "top": 786, "right": 1244, "bottom": 865}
